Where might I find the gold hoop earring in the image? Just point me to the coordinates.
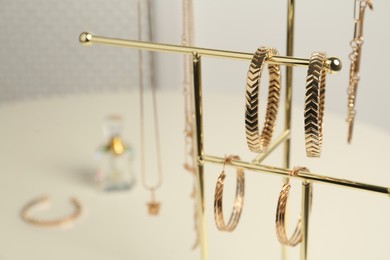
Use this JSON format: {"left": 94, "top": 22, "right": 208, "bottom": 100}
{"left": 21, "top": 195, "right": 82, "bottom": 228}
{"left": 304, "top": 52, "right": 327, "bottom": 157}
{"left": 214, "top": 155, "right": 245, "bottom": 232}
{"left": 275, "top": 167, "right": 312, "bottom": 246}
{"left": 245, "top": 47, "right": 281, "bottom": 153}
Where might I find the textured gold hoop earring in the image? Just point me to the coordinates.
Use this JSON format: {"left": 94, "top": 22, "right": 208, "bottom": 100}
{"left": 275, "top": 167, "right": 312, "bottom": 247}
{"left": 304, "top": 52, "right": 327, "bottom": 157}
{"left": 214, "top": 155, "right": 245, "bottom": 232}
{"left": 245, "top": 47, "right": 282, "bottom": 153}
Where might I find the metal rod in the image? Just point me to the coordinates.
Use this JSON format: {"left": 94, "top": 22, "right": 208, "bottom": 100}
{"left": 284, "top": 0, "right": 295, "bottom": 170}
{"left": 252, "top": 130, "right": 291, "bottom": 164}
{"left": 79, "top": 32, "right": 342, "bottom": 74}
{"left": 300, "top": 181, "right": 312, "bottom": 260}
{"left": 286, "top": 2, "right": 295, "bottom": 260}
{"left": 192, "top": 54, "right": 208, "bottom": 260}
{"left": 200, "top": 155, "right": 390, "bottom": 196}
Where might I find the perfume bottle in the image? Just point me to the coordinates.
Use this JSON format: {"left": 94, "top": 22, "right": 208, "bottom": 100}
{"left": 96, "top": 115, "right": 136, "bottom": 191}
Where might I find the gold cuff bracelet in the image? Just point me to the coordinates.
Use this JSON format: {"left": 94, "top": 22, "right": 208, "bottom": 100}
{"left": 21, "top": 195, "right": 82, "bottom": 228}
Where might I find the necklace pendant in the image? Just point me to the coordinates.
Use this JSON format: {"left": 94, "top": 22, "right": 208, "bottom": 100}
{"left": 147, "top": 201, "right": 160, "bottom": 215}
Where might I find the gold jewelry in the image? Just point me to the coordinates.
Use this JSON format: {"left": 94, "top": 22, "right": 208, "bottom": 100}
{"left": 21, "top": 196, "right": 82, "bottom": 227}
{"left": 347, "top": 0, "right": 373, "bottom": 144}
{"left": 275, "top": 167, "right": 312, "bottom": 246}
{"left": 182, "top": 0, "right": 200, "bottom": 249}
{"left": 138, "top": 0, "right": 163, "bottom": 216}
{"left": 214, "top": 155, "right": 245, "bottom": 232}
{"left": 245, "top": 47, "right": 281, "bottom": 153}
{"left": 304, "top": 52, "right": 327, "bottom": 157}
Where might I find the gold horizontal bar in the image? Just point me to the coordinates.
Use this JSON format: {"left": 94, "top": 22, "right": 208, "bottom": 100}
{"left": 200, "top": 155, "right": 390, "bottom": 196}
{"left": 79, "top": 32, "right": 342, "bottom": 74}
{"left": 252, "top": 130, "right": 291, "bottom": 164}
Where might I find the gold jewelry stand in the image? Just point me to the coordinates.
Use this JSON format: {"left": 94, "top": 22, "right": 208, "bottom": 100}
{"left": 79, "top": 1, "right": 389, "bottom": 259}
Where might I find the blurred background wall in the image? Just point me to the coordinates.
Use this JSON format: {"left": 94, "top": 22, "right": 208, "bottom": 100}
{"left": 0, "top": 0, "right": 388, "bottom": 129}
{"left": 0, "top": 0, "right": 151, "bottom": 102}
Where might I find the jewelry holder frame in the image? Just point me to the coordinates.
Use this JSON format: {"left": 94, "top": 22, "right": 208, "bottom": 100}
{"left": 79, "top": 1, "right": 389, "bottom": 259}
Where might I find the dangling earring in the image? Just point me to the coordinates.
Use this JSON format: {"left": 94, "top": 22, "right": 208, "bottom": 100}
{"left": 347, "top": 0, "right": 373, "bottom": 143}
{"left": 245, "top": 47, "right": 282, "bottom": 153}
{"left": 213, "top": 155, "right": 245, "bottom": 232}
{"left": 275, "top": 167, "right": 313, "bottom": 246}
{"left": 304, "top": 52, "right": 327, "bottom": 158}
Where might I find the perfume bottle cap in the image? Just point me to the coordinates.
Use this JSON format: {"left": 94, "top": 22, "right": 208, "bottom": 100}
{"left": 109, "top": 136, "right": 126, "bottom": 156}
{"left": 103, "top": 115, "right": 126, "bottom": 156}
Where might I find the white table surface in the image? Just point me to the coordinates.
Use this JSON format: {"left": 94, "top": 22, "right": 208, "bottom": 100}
{"left": 0, "top": 91, "right": 389, "bottom": 260}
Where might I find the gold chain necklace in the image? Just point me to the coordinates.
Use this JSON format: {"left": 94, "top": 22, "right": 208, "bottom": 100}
{"left": 137, "top": 0, "right": 163, "bottom": 216}
{"left": 347, "top": 0, "right": 373, "bottom": 143}
{"left": 182, "top": 0, "right": 199, "bottom": 249}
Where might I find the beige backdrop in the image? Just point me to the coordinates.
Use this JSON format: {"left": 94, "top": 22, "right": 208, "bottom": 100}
{"left": 0, "top": 0, "right": 151, "bottom": 102}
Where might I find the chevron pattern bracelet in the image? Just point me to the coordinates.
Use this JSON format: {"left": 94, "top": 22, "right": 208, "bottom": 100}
{"left": 245, "top": 47, "right": 281, "bottom": 153}
{"left": 304, "top": 52, "right": 327, "bottom": 157}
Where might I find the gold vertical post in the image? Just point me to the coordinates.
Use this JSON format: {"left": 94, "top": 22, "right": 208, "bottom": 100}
{"left": 192, "top": 53, "right": 208, "bottom": 260}
{"left": 283, "top": 1, "right": 295, "bottom": 259}
{"left": 285, "top": 0, "right": 294, "bottom": 170}
{"left": 300, "top": 181, "right": 312, "bottom": 260}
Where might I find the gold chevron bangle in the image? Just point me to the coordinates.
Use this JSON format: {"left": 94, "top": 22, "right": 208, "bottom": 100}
{"left": 276, "top": 167, "right": 313, "bottom": 247}
{"left": 21, "top": 196, "right": 82, "bottom": 227}
{"left": 304, "top": 52, "right": 327, "bottom": 157}
{"left": 214, "top": 155, "right": 245, "bottom": 232}
{"left": 245, "top": 47, "right": 282, "bottom": 153}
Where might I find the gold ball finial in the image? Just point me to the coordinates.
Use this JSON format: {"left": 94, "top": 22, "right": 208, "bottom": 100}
{"left": 79, "top": 32, "right": 93, "bottom": 46}
{"left": 325, "top": 57, "right": 342, "bottom": 73}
